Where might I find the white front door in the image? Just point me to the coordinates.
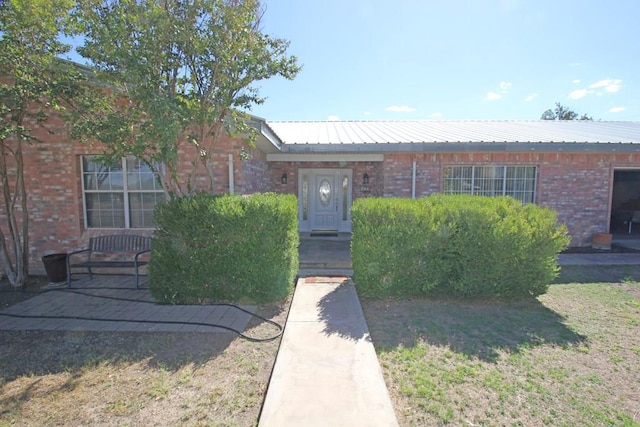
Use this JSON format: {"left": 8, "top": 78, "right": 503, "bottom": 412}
{"left": 298, "top": 169, "right": 352, "bottom": 232}
{"left": 312, "top": 173, "right": 338, "bottom": 230}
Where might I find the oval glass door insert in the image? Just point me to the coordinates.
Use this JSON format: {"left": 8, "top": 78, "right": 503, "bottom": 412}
{"left": 318, "top": 178, "right": 331, "bottom": 206}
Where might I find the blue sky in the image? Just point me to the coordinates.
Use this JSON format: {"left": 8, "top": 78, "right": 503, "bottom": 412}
{"left": 247, "top": 0, "right": 640, "bottom": 121}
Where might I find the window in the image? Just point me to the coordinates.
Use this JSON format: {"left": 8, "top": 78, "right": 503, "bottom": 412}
{"left": 82, "top": 156, "right": 165, "bottom": 228}
{"left": 443, "top": 165, "right": 536, "bottom": 204}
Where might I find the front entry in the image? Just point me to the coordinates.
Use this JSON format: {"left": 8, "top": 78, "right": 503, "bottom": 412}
{"left": 312, "top": 173, "right": 338, "bottom": 230}
{"left": 298, "top": 169, "right": 352, "bottom": 233}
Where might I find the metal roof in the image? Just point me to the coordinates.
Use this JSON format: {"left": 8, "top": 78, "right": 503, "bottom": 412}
{"left": 265, "top": 120, "right": 640, "bottom": 147}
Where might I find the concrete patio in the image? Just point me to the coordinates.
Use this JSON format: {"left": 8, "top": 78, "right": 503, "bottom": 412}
{"left": 0, "top": 275, "right": 257, "bottom": 333}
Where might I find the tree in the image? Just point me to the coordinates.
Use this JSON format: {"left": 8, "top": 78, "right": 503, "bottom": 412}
{"left": 541, "top": 102, "right": 593, "bottom": 121}
{"left": 74, "top": 0, "right": 300, "bottom": 197}
{"left": 0, "top": 0, "right": 89, "bottom": 287}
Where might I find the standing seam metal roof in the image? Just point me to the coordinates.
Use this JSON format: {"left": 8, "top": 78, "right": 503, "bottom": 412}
{"left": 265, "top": 120, "right": 640, "bottom": 145}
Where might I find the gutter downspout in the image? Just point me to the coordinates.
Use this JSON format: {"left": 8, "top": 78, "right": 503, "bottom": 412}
{"left": 228, "top": 154, "right": 234, "bottom": 194}
{"left": 412, "top": 160, "right": 416, "bottom": 199}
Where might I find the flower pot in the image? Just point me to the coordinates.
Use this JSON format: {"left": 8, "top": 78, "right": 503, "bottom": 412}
{"left": 591, "top": 233, "right": 612, "bottom": 250}
{"left": 42, "top": 253, "right": 68, "bottom": 286}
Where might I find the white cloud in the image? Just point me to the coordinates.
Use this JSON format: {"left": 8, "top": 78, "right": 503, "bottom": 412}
{"left": 385, "top": 105, "right": 416, "bottom": 113}
{"left": 363, "top": 111, "right": 371, "bottom": 116}
{"left": 327, "top": 115, "right": 340, "bottom": 121}
{"left": 567, "top": 78, "right": 622, "bottom": 101}
{"left": 572, "top": 79, "right": 581, "bottom": 84}
{"left": 609, "top": 106, "right": 626, "bottom": 113}
{"left": 429, "top": 112, "right": 443, "bottom": 118}
{"left": 524, "top": 93, "right": 538, "bottom": 102}
{"left": 485, "top": 81, "right": 511, "bottom": 101}
{"left": 589, "top": 79, "right": 622, "bottom": 93}
{"left": 499, "top": 81, "right": 512, "bottom": 93}
{"left": 569, "top": 89, "right": 589, "bottom": 99}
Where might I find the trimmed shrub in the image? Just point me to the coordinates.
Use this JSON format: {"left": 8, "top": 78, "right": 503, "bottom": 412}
{"left": 148, "top": 193, "right": 298, "bottom": 304}
{"left": 351, "top": 198, "right": 438, "bottom": 298}
{"left": 352, "top": 195, "right": 569, "bottom": 299}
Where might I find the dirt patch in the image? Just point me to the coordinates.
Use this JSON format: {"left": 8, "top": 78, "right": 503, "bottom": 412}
{"left": 0, "top": 276, "right": 291, "bottom": 426}
{"left": 618, "top": 282, "right": 640, "bottom": 300}
{"left": 0, "top": 276, "right": 49, "bottom": 308}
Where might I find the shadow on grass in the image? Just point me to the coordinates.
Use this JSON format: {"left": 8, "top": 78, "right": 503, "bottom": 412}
{"left": 555, "top": 264, "right": 640, "bottom": 284}
{"left": 0, "top": 330, "right": 235, "bottom": 382}
{"left": 0, "top": 302, "right": 287, "bottom": 385}
{"left": 361, "top": 296, "right": 587, "bottom": 363}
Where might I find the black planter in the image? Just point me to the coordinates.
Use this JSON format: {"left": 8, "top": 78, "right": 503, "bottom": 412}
{"left": 42, "top": 253, "right": 68, "bottom": 285}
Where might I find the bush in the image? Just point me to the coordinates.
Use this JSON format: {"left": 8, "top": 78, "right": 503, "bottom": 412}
{"left": 352, "top": 195, "right": 569, "bottom": 299}
{"left": 351, "top": 198, "right": 436, "bottom": 298}
{"left": 148, "top": 193, "right": 298, "bottom": 304}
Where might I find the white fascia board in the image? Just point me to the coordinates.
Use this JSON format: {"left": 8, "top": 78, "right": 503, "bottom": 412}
{"left": 266, "top": 153, "right": 384, "bottom": 162}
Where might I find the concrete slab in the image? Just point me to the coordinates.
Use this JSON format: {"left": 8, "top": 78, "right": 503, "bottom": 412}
{"left": 298, "top": 235, "right": 352, "bottom": 270}
{"left": 558, "top": 253, "right": 640, "bottom": 265}
{"left": 259, "top": 277, "right": 398, "bottom": 427}
{"left": 0, "top": 281, "right": 256, "bottom": 333}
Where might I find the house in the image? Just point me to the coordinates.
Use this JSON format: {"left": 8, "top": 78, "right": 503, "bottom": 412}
{"left": 262, "top": 120, "right": 640, "bottom": 241}
{"left": 4, "top": 114, "right": 640, "bottom": 273}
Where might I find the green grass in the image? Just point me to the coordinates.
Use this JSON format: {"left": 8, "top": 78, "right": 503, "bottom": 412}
{"left": 362, "top": 265, "right": 640, "bottom": 426}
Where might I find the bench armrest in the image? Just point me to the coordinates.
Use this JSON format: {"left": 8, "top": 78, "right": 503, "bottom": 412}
{"left": 134, "top": 249, "right": 151, "bottom": 263}
{"left": 67, "top": 248, "right": 91, "bottom": 258}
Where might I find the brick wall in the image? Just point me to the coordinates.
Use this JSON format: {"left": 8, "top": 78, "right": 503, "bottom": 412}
{"left": 268, "top": 161, "right": 384, "bottom": 199}
{"left": 0, "top": 109, "right": 260, "bottom": 274}
{"left": 240, "top": 147, "right": 271, "bottom": 194}
{"left": 381, "top": 151, "right": 640, "bottom": 246}
{"left": 4, "top": 108, "right": 640, "bottom": 276}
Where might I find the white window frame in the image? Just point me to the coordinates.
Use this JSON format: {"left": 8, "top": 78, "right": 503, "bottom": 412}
{"left": 81, "top": 156, "right": 165, "bottom": 229}
{"left": 443, "top": 165, "right": 537, "bottom": 204}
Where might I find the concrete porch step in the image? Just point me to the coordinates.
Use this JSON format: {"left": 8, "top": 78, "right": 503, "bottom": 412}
{"left": 298, "top": 235, "right": 352, "bottom": 272}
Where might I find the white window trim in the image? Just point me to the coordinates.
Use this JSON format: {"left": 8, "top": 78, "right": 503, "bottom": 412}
{"left": 443, "top": 165, "right": 538, "bottom": 203}
{"left": 81, "top": 156, "right": 164, "bottom": 229}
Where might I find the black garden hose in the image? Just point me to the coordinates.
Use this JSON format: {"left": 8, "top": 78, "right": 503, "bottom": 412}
{"left": 0, "top": 287, "right": 284, "bottom": 342}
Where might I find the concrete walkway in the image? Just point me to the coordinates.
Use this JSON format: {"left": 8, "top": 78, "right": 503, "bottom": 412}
{"left": 258, "top": 276, "right": 398, "bottom": 427}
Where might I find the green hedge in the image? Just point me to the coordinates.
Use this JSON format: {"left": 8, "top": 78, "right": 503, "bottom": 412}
{"left": 352, "top": 195, "right": 569, "bottom": 299}
{"left": 148, "top": 193, "right": 298, "bottom": 304}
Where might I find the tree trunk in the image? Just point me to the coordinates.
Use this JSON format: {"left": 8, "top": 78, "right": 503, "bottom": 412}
{"left": 0, "top": 136, "right": 29, "bottom": 287}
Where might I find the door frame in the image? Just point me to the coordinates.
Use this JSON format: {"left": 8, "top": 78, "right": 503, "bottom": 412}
{"left": 298, "top": 168, "right": 353, "bottom": 232}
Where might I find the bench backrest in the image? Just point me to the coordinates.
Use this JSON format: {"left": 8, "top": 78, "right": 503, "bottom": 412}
{"left": 88, "top": 235, "right": 152, "bottom": 253}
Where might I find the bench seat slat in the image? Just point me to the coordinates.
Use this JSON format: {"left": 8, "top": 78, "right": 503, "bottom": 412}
{"left": 71, "top": 261, "right": 149, "bottom": 268}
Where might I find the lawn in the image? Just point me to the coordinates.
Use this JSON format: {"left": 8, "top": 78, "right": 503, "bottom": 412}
{"left": 2, "top": 265, "right": 639, "bottom": 426}
{"left": 0, "top": 278, "right": 290, "bottom": 427}
{"left": 361, "top": 265, "right": 640, "bottom": 426}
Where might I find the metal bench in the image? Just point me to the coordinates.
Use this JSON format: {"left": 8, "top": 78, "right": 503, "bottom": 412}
{"left": 66, "top": 235, "right": 152, "bottom": 288}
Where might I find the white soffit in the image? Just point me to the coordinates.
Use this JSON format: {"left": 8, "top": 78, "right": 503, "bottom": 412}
{"left": 266, "top": 153, "right": 384, "bottom": 162}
